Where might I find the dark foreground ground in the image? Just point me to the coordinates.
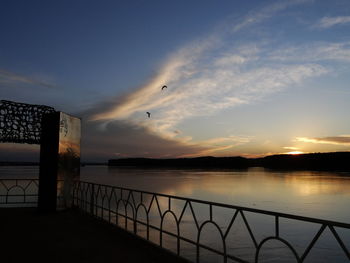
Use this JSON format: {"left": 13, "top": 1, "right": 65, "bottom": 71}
{"left": 0, "top": 208, "right": 189, "bottom": 263}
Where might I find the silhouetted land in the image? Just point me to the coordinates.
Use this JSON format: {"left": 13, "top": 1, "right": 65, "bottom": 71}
{"left": 0, "top": 162, "right": 107, "bottom": 166}
{"left": 81, "top": 162, "right": 108, "bottom": 166}
{"left": 109, "top": 152, "right": 350, "bottom": 171}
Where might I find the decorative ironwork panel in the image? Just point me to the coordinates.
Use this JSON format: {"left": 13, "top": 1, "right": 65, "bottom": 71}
{"left": 0, "top": 100, "right": 55, "bottom": 144}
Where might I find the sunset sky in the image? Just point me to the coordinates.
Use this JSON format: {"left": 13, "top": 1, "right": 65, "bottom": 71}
{"left": 1, "top": 0, "right": 350, "bottom": 161}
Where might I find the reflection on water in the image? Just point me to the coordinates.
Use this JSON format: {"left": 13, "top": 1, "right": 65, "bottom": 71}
{"left": 80, "top": 166, "right": 350, "bottom": 223}
{"left": 1, "top": 166, "right": 349, "bottom": 262}
{"left": 1, "top": 166, "right": 349, "bottom": 222}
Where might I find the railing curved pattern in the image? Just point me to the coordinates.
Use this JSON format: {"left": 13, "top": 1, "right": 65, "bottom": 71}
{"left": 72, "top": 181, "right": 350, "bottom": 263}
{"left": 0, "top": 179, "right": 39, "bottom": 206}
{"left": 1, "top": 179, "right": 349, "bottom": 262}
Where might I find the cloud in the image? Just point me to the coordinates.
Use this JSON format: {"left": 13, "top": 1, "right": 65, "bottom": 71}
{"left": 283, "top": 146, "right": 299, "bottom": 150}
{"left": 81, "top": 116, "right": 254, "bottom": 161}
{"left": 232, "top": 0, "right": 312, "bottom": 32}
{"left": 89, "top": 37, "right": 328, "bottom": 134}
{"left": 269, "top": 41, "right": 350, "bottom": 63}
{"left": 89, "top": 42, "right": 327, "bottom": 142}
{"left": 89, "top": 0, "right": 318, "bottom": 127}
{"left": 296, "top": 135, "right": 350, "bottom": 145}
{"left": 81, "top": 119, "right": 211, "bottom": 161}
{"left": 0, "top": 69, "right": 57, "bottom": 89}
{"left": 186, "top": 135, "right": 252, "bottom": 157}
{"left": 315, "top": 16, "right": 350, "bottom": 29}
{"left": 200, "top": 135, "right": 252, "bottom": 146}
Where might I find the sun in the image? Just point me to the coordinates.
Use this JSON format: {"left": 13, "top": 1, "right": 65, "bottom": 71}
{"left": 286, "top": 151, "right": 304, "bottom": 155}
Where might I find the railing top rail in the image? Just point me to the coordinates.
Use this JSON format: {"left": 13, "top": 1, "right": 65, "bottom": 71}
{"left": 79, "top": 180, "right": 350, "bottom": 229}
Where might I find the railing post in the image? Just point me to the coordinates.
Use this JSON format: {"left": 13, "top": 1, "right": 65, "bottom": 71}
{"left": 71, "top": 181, "right": 76, "bottom": 208}
{"left": 275, "top": 216, "right": 279, "bottom": 238}
{"left": 133, "top": 221, "right": 137, "bottom": 234}
{"left": 90, "top": 184, "right": 95, "bottom": 216}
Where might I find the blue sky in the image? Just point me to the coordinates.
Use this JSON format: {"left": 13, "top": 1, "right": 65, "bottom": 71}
{"left": 1, "top": 0, "right": 350, "bottom": 161}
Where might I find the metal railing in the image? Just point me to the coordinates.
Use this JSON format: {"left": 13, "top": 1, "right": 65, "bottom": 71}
{"left": 1, "top": 179, "right": 349, "bottom": 262}
{"left": 72, "top": 181, "right": 350, "bottom": 263}
{"left": 0, "top": 179, "right": 39, "bottom": 206}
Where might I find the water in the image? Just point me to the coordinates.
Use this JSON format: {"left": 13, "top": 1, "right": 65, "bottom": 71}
{"left": 1, "top": 165, "right": 349, "bottom": 262}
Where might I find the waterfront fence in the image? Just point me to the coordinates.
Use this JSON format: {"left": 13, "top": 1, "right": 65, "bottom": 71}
{"left": 1, "top": 179, "right": 349, "bottom": 262}
{"left": 72, "top": 181, "right": 350, "bottom": 263}
{"left": 0, "top": 179, "right": 39, "bottom": 206}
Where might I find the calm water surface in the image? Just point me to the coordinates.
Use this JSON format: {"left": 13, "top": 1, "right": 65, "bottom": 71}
{"left": 1, "top": 165, "right": 349, "bottom": 221}
{"left": 1, "top": 166, "right": 349, "bottom": 262}
{"left": 81, "top": 166, "right": 350, "bottom": 223}
{"left": 0, "top": 166, "right": 350, "bottom": 223}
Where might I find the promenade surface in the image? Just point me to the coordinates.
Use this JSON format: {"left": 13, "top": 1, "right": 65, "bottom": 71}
{"left": 1, "top": 208, "right": 189, "bottom": 263}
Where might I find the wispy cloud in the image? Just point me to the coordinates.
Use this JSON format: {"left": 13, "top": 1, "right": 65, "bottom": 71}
{"left": 232, "top": 0, "right": 312, "bottom": 32}
{"left": 296, "top": 135, "right": 350, "bottom": 145}
{"left": 283, "top": 146, "right": 300, "bottom": 150}
{"left": 0, "top": 69, "right": 57, "bottom": 89}
{"left": 90, "top": 41, "right": 327, "bottom": 141}
{"left": 315, "top": 16, "right": 350, "bottom": 29}
{"left": 269, "top": 42, "right": 350, "bottom": 63}
{"left": 81, "top": 119, "right": 211, "bottom": 161}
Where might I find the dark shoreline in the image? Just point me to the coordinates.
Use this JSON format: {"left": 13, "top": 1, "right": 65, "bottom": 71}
{"left": 108, "top": 152, "right": 350, "bottom": 172}
{"left": 0, "top": 162, "right": 107, "bottom": 166}
{"left": 2, "top": 152, "right": 350, "bottom": 172}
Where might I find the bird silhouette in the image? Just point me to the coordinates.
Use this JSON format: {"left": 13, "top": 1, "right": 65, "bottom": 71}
{"left": 161, "top": 85, "right": 167, "bottom": 90}
{"left": 146, "top": 112, "right": 151, "bottom": 118}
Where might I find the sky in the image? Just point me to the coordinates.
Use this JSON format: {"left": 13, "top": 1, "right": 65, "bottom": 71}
{"left": 1, "top": 0, "right": 350, "bottom": 162}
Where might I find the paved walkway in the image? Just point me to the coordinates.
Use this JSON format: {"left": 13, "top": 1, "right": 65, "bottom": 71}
{"left": 1, "top": 208, "right": 189, "bottom": 263}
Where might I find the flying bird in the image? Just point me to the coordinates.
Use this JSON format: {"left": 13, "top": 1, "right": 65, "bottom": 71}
{"left": 161, "top": 85, "right": 167, "bottom": 90}
{"left": 146, "top": 112, "right": 151, "bottom": 118}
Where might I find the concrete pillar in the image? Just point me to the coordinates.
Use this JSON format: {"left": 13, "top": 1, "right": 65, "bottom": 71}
{"left": 38, "top": 112, "right": 81, "bottom": 211}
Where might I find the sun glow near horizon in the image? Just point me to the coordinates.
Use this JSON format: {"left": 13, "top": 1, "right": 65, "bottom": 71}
{"left": 286, "top": 151, "right": 304, "bottom": 155}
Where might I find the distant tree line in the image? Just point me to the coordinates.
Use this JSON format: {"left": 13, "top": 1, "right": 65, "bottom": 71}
{"left": 108, "top": 152, "right": 350, "bottom": 171}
